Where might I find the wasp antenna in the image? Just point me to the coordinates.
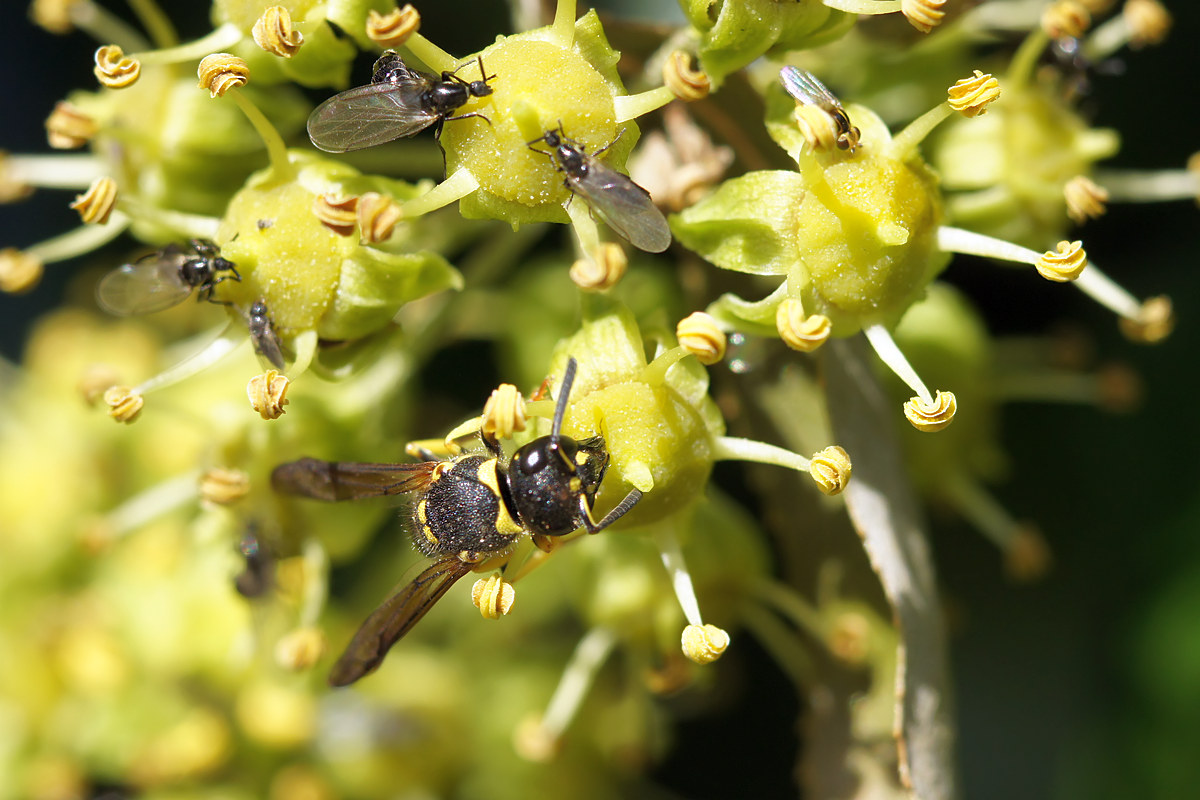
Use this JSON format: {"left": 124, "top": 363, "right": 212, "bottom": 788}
{"left": 551, "top": 358, "right": 578, "bottom": 442}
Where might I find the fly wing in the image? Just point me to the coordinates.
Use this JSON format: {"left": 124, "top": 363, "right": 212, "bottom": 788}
{"left": 306, "top": 78, "right": 437, "bottom": 152}
{"left": 251, "top": 324, "right": 286, "bottom": 370}
{"left": 328, "top": 557, "right": 474, "bottom": 686}
{"left": 96, "top": 255, "right": 193, "bottom": 315}
{"left": 569, "top": 161, "right": 672, "bottom": 253}
{"left": 271, "top": 457, "right": 438, "bottom": 501}
{"left": 779, "top": 66, "right": 840, "bottom": 110}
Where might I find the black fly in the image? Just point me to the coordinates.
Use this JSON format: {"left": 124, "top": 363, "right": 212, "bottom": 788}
{"left": 246, "top": 299, "right": 286, "bottom": 370}
{"left": 779, "top": 66, "right": 861, "bottom": 152}
{"left": 307, "top": 51, "right": 496, "bottom": 152}
{"left": 528, "top": 124, "right": 672, "bottom": 254}
{"left": 96, "top": 238, "right": 239, "bottom": 316}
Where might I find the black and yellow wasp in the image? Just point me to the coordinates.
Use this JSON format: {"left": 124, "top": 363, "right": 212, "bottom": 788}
{"left": 271, "top": 358, "right": 642, "bottom": 686}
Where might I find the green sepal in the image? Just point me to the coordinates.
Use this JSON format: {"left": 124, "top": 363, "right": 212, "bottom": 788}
{"left": 706, "top": 284, "right": 788, "bottom": 339}
{"left": 321, "top": 248, "right": 461, "bottom": 342}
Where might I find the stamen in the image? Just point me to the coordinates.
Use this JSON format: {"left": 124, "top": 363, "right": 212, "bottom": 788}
{"left": 663, "top": 51, "right": 711, "bottom": 101}
{"left": 1117, "top": 295, "right": 1173, "bottom": 344}
{"left": 946, "top": 70, "right": 1001, "bottom": 118}
{"left": 1035, "top": 240, "right": 1088, "bottom": 282}
{"left": 776, "top": 298, "right": 832, "bottom": 352}
{"left": 1064, "top": 175, "right": 1109, "bottom": 222}
{"left": 471, "top": 574, "right": 516, "bottom": 619}
{"left": 248, "top": 370, "right": 291, "bottom": 419}
{"left": 98, "top": 469, "right": 202, "bottom": 537}
{"left": 274, "top": 627, "right": 327, "bottom": 671}
{"left": 902, "top": 390, "right": 957, "bottom": 432}
{"left": 45, "top": 102, "right": 97, "bottom": 150}
{"left": 312, "top": 193, "right": 358, "bottom": 236}
{"left": 366, "top": 5, "right": 420, "bottom": 50}
{"left": 712, "top": 436, "right": 853, "bottom": 495}
{"left": 942, "top": 472, "right": 1053, "bottom": 582}
{"left": 196, "top": 53, "right": 248, "bottom": 98}
{"left": 93, "top": 44, "right": 141, "bottom": 89}
{"left": 863, "top": 323, "right": 931, "bottom": 405}
{"left": 1041, "top": 0, "right": 1091, "bottom": 39}
{"left": 78, "top": 364, "right": 121, "bottom": 405}
{"left": 24, "top": 217, "right": 129, "bottom": 264}
{"left": 481, "top": 383, "right": 528, "bottom": 440}
{"left": 676, "top": 311, "right": 726, "bottom": 365}
{"left": 398, "top": 33, "right": 455, "bottom": 74}
{"left": 655, "top": 526, "right": 703, "bottom": 627}
{"left": 198, "top": 467, "right": 250, "bottom": 506}
{"left": 356, "top": 192, "right": 403, "bottom": 244}
{"left": 252, "top": 6, "right": 303, "bottom": 58}
{"left": 399, "top": 167, "right": 480, "bottom": 218}
{"left": 2, "top": 153, "right": 105, "bottom": 191}
{"left": 808, "top": 446, "right": 852, "bottom": 496}
{"left": 133, "top": 323, "right": 241, "bottom": 395}
{"left": 1091, "top": 165, "right": 1199, "bottom": 203}
{"left": 1123, "top": 0, "right": 1172, "bottom": 47}
{"left": 902, "top": 0, "right": 948, "bottom": 34}
{"left": 70, "top": 176, "right": 117, "bottom": 224}
{"left": 569, "top": 242, "right": 627, "bottom": 291}
{"left": 793, "top": 105, "right": 845, "bottom": 153}
{"left": 681, "top": 624, "right": 730, "bottom": 664}
{"left": 103, "top": 385, "right": 144, "bottom": 423}
{"left": 129, "top": 23, "right": 243, "bottom": 66}
{"left": 614, "top": 87, "right": 676, "bottom": 124}
{"left": 0, "top": 249, "right": 44, "bottom": 294}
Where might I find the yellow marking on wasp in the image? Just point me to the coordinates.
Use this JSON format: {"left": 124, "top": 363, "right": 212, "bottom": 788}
{"left": 569, "top": 477, "right": 582, "bottom": 493}
{"left": 575, "top": 451, "right": 588, "bottom": 466}
{"left": 476, "top": 459, "right": 523, "bottom": 536}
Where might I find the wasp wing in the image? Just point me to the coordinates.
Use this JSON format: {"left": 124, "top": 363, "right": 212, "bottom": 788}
{"left": 568, "top": 161, "right": 672, "bottom": 253}
{"left": 271, "top": 457, "right": 438, "bottom": 501}
{"left": 328, "top": 557, "right": 474, "bottom": 686}
{"left": 307, "top": 77, "right": 438, "bottom": 152}
{"left": 779, "top": 66, "right": 841, "bottom": 110}
{"left": 96, "top": 253, "right": 194, "bottom": 315}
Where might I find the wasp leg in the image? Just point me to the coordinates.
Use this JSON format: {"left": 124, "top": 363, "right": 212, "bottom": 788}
{"left": 580, "top": 488, "right": 643, "bottom": 534}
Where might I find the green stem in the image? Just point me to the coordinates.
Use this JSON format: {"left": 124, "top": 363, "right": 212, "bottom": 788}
{"left": 71, "top": 1, "right": 151, "bottom": 51}
{"left": 126, "top": 0, "right": 179, "bottom": 48}
{"left": 889, "top": 102, "right": 952, "bottom": 161}
{"left": 27, "top": 217, "right": 130, "bottom": 263}
{"left": 712, "top": 435, "right": 812, "bottom": 473}
{"left": 135, "top": 23, "right": 243, "bottom": 65}
{"left": 229, "top": 88, "right": 294, "bottom": 183}
{"left": 400, "top": 167, "right": 480, "bottom": 218}
{"left": 403, "top": 33, "right": 455, "bottom": 73}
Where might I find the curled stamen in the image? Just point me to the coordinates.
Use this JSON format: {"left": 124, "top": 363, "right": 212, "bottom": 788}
{"left": 1064, "top": 175, "right": 1109, "bottom": 222}
{"left": 947, "top": 70, "right": 1001, "bottom": 118}
{"left": 809, "top": 446, "right": 852, "bottom": 496}
{"left": 366, "top": 5, "right": 421, "bottom": 49}
{"left": 903, "top": 390, "right": 957, "bottom": 432}
{"left": 0, "top": 248, "right": 44, "bottom": 294}
{"left": 471, "top": 575, "right": 516, "bottom": 619}
{"left": 663, "top": 51, "right": 711, "bottom": 101}
{"left": 70, "top": 176, "right": 118, "bottom": 224}
{"left": 252, "top": 6, "right": 304, "bottom": 58}
{"left": 104, "top": 385, "right": 144, "bottom": 423}
{"left": 31, "top": 0, "right": 81, "bottom": 34}
{"left": 197, "top": 53, "right": 249, "bottom": 98}
{"left": 776, "top": 299, "right": 832, "bottom": 352}
{"left": 1036, "top": 240, "right": 1088, "bottom": 282}
{"left": 274, "top": 627, "right": 327, "bottom": 671}
{"left": 1124, "top": 0, "right": 1171, "bottom": 47}
{"left": 312, "top": 193, "right": 358, "bottom": 236}
{"left": 198, "top": 467, "right": 250, "bottom": 505}
{"left": 45, "top": 101, "right": 97, "bottom": 150}
{"left": 569, "top": 243, "right": 627, "bottom": 291}
{"left": 1042, "top": 1, "right": 1091, "bottom": 39}
{"left": 793, "top": 104, "right": 844, "bottom": 153}
{"left": 681, "top": 624, "right": 730, "bottom": 665}
{"left": 247, "top": 370, "right": 290, "bottom": 420}
{"left": 901, "top": 0, "right": 947, "bottom": 34}
{"left": 356, "top": 192, "right": 402, "bottom": 244}
{"left": 94, "top": 44, "right": 140, "bottom": 89}
{"left": 1118, "top": 295, "right": 1174, "bottom": 343}
{"left": 481, "top": 383, "right": 527, "bottom": 441}
{"left": 676, "top": 312, "right": 726, "bottom": 365}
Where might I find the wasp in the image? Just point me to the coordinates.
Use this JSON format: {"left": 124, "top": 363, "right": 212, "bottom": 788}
{"left": 528, "top": 124, "right": 672, "bottom": 254}
{"left": 779, "top": 66, "right": 861, "bottom": 152}
{"left": 271, "top": 358, "right": 643, "bottom": 686}
{"left": 307, "top": 51, "right": 496, "bottom": 152}
{"left": 95, "top": 238, "right": 240, "bottom": 316}
{"left": 245, "top": 299, "right": 286, "bottom": 370}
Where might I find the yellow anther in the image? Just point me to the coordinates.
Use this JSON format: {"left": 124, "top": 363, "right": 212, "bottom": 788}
{"left": 793, "top": 104, "right": 844, "bottom": 152}
{"left": 198, "top": 467, "right": 251, "bottom": 505}
{"left": 356, "top": 191, "right": 403, "bottom": 243}
{"left": 1064, "top": 175, "right": 1109, "bottom": 223}
{"left": 1119, "top": 295, "right": 1174, "bottom": 343}
{"left": 103, "top": 385, "right": 144, "bottom": 423}
{"left": 69, "top": 176, "right": 117, "bottom": 224}
{"left": 681, "top": 624, "right": 730, "bottom": 665}
{"left": 252, "top": 6, "right": 304, "bottom": 58}
{"left": 274, "top": 627, "right": 327, "bottom": 671}
{"left": 1077, "top": 0, "right": 1116, "bottom": 13}
{"left": 569, "top": 243, "right": 627, "bottom": 291}
{"left": 366, "top": 5, "right": 421, "bottom": 49}
{"left": 77, "top": 365, "right": 121, "bottom": 406}
{"left": 481, "top": 383, "right": 527, "bottom": 441}
{"left": 0, "top": 248, "right": 44, "bottom": 294}
{"left": 901, "top": 0, "right": 947, "bottom": 34}
{"left": 947, "top": 70, "right": 1001, "bottom": 118}
{"left": 312, "top": 192, "right": 358, "bottom": 236}
{"left": 676, "top": 311, "right": 726, "bottom": 365}
{"left": 197, "top": 53, "right": 249, "bottom": 98}
{"left": 1004, "top": 525, "right": 1053, "bottom": 583}
{"left": 828, "top": 610, "right": 871, "bottom": 666}
{"left": 45, "top": 101, "right": 97, "bottom": 149}
{"left": 1041, "top": 0, "right": 1092, "bottom": 39}
{"left": 663, "top": 51, "right": 711, "bottom": 101}
{"left": 903, "top": 390, "right": 957, "bottom": 432}
{"left": 514, "top": 714, "right": 562, "bottom": 763}
{"left": 776, "top": 299, "right": 832, "bottom": 352}
{"left": 809, "top": 445, "right": 852, "bottom": 496}
{"left": 471, "top": 574, "right": 516, "bottom": 620}
{"left": 0, "top": 152, "right": 33, "bottom": 203}
{"left": 247, "top": 370, "right": 290, "bottom": 420}
{"left": 1036, "top": 240, "right": 1087, "bottom": 282}
{"left": 31, "top": 0, "right": 82, "bottom": 34}
{"left": 1124, "top": 0, "right": 1171, "bottom": 47}
{"left": 93, "top": 45, "right": 140, "bottom": 89}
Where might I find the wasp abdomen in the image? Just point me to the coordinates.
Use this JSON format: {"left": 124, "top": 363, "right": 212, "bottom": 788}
{"left": 414, "top": 455, "right": 523, "bottom": 558}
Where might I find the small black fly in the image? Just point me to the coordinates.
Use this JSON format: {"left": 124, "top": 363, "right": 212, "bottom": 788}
{"left": 246, "top": 299, "right": 286, "bottom": 370}
{"left": 779, "top": 66, "right": 861, "bottom": 152}
{"left": 96, "top": 238, "right": 239, "bottom": 316}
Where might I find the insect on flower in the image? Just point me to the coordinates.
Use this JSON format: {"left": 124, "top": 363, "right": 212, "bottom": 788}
{"left": 528, "top": 124, "right": 672, "bottom": 253}
{"left": 306, "top": 51, "right": 497, "bottom": 152}
{"left": 245, "top": 299, "right": 286, "bottom": 370}
{"left": 779, "top": 66, "right": 861, "bottom": 152}
{"left": 95, "top": 238, "right": 240, "bottom": 316}
{"left": 271, "top": 358, "right": 643, "bottom": 686}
